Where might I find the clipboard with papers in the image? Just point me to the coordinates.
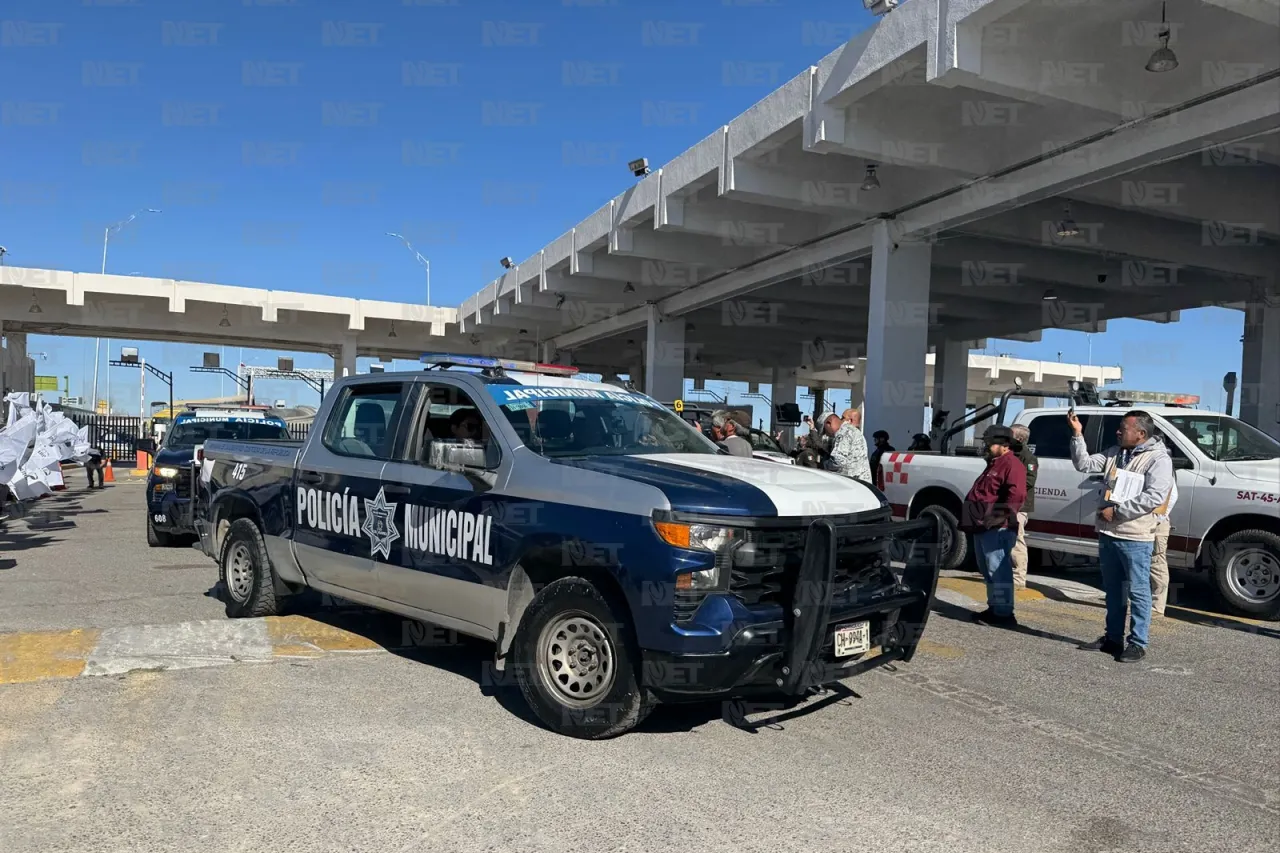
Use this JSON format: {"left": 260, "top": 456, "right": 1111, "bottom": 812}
{"left": 1105, "top": 468, "right": 1144, "bottom": 505}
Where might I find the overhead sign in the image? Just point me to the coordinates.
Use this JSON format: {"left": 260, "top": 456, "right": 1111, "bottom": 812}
{"left": 34, "top": 375, "right": 59, "bottom": 392}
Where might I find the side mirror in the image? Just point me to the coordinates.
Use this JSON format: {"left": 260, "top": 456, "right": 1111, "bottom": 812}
{"left": 429, "top": 440, "right": 496, "bottom": 471}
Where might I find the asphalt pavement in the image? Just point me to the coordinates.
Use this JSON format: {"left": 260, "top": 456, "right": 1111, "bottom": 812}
{"left": 2, "top": 480, "right": 1278, "bottom": 853}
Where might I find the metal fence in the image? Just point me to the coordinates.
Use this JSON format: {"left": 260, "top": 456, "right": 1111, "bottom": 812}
{"left": 75, "top": 414, "right": 144, "bottom": 464}
{"left": 287, "top": 422, "right": 311, "bottom": 441}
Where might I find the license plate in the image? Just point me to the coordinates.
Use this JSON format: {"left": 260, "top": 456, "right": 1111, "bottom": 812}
{"left": 833, "top": 621, "right": 871, "bottom": 658}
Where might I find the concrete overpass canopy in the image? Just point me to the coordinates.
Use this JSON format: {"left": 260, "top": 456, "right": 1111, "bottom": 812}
{"left": 0, "top": 266, "right": 465, "bottom": 388}
{"left": 450, "top": 0, "right": 1280, "bottom": 440}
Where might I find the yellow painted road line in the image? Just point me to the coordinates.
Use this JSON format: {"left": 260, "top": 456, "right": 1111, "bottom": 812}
{"left": 938, "top": 576, "right": 1047, "bottom": 604}
{"left": 266, "top": 615, "right": 385, "bottom": 657}
{"left": 915, "top": 639, "right": 965, "bottom": 659}
{"left": 0, "top": 628, "right": 101, "bottom": 685}
{"left": 1164, "top": 604, "right": 1276, "bottom": 629}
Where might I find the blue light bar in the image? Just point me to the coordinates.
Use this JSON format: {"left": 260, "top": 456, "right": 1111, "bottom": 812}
{"left": 420, "top": 352, "right": 502, "bottom": 368}
{"left": 419, "top": 352, "right": 578, "bottom": 376}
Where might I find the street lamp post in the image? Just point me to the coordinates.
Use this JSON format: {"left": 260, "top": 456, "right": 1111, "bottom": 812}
{"left": 386, "top": 232, "right": 431, "bottom": 306}
{"left": 94, "top": 208, "right": 161, "bottom": 413}
{"left": 110, "top": 350, "right": 174, "bottom": 443}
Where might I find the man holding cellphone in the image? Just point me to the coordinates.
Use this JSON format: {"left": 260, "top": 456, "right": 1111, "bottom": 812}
{"left": 1068, "top": 410, "right": 1174, "bottom": 662}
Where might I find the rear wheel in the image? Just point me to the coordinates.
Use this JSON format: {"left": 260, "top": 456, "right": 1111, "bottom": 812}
{"left": 1211, "top": 529, "right": 1280, "bottom": 618}
{"left": 915, "top": 504, "right": 968, "bottom": 571}
{"left": 218, "top": 518, "right": 281, "bottom": 618}
{"left": 146, "top": 515, "right": 177, "bottom": 548}
{"left": 512, "top": 577, "right": 655, "bottom": 739}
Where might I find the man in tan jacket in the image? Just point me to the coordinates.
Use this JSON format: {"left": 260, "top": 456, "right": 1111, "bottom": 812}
{"left": 1068, "top": 410, "right": 1174, "bottom": 663}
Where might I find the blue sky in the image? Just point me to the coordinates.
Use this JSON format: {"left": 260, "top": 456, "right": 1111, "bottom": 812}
{"left": 1, "top": 0, "right": 1247, "bottom": 417}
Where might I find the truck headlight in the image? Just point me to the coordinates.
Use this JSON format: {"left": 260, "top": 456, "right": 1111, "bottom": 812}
{"left": 654, "top": 521, "right": 735, "bottom": 553}
{"left": 152, "top": 466, "right": 180, "bottom": 479}
{"left": 655, "top": 521, "right": 736, "bottom": 592}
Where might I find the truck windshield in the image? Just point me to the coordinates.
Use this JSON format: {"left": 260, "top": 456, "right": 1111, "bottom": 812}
{"left": 1163, "top": 415, "right": 1280, "bottom": 461}
{"left": 164, "top": 421, "right": 291, "bottom": 449}
{"left": 492, "top": 388, "right": 720, "bottom": 458}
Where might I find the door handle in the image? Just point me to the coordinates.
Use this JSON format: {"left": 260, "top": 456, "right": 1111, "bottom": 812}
{"left": 382, "top": 484, "right": 410, "bottom": 497}
{"left": 298, "top": 471, "right": 324, "bottom": 485}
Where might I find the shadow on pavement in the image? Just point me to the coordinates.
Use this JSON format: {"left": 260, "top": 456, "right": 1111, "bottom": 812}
{"left": 639, "top": 682, "right": 862, "bottom": 735}
{"left": 1028, "top": 560, "right": 1279, "bottom": 630}
{"left": 0, "top": 532, "right": 57, "bottom": 552}
{"left": 1163, "top": 606, "right": 1280, "bottom": 639}
{"left": 932, "top": 596, "right": 1087, "bottom": 646}
{"left": 269, "top": 590, "right": 544, "bottom": 727}
{"left": 261, "top": 588, "right": 879, "bottom": 736}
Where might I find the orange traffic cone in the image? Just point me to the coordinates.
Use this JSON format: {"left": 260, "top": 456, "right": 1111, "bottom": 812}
{"left": 103, "top": 459, "right": 115, "bottom": 484}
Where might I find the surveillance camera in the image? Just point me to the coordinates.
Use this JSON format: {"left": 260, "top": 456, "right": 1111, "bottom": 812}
{"left": 499, "top": 257, "right": 514, "bottom": 269}
{"left": 863, "top": 0, "right": 900, "bottom": 15}
{"left": 627, "top": 158, "right": 650, "bottom": 178}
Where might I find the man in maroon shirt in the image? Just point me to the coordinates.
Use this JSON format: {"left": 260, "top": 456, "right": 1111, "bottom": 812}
{"left": 960, "top": 425, "right": 1028, "bottom": 627}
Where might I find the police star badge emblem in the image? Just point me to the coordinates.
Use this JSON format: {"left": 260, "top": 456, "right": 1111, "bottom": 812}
{"left": 362, "top": 486, "right": 400, "bottom": 559}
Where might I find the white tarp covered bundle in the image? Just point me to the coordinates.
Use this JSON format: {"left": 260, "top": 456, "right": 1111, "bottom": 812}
{"left": 1, "top": 392, "right": 91, "bottom": 501}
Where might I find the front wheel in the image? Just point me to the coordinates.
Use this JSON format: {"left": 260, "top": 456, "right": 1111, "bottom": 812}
{"left": 147, "top": 515, "right": 177, "bottom": 548}
{"left": 916, "top": 504, "right": 968, "bottom": 571}
{"left": 1211, "top": 529, "right": 1280, "bottom": 618}
{"left": 511, "top": 577, "right": 655, "bottom": 739}
{"left": 218, "top": 518, "right": 281, "bottom": 618}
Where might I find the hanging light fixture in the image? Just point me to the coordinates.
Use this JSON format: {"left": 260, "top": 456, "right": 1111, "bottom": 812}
{"left": 28, "top": 290, "right": 42, "bottom": 314}
{"left": 388, "top": 321, "right": 397, "bottom": 338}
{"left": 219, "top": 306, "right": 231, "bottom": 327}
{"left": 1042, "top": 288, "right": 1059, "bottom": 302}
{"left": 1145, "top": 3, "right": 1178, "bottom": 73}
{"left": 622, "top": 282, "right": 635, "bottom": 293}
{"left": 860, "top": 164, "right": 880, "bottom": 191}
{"left": 1056, "top": 203, "right": 1080, "bottom": 238}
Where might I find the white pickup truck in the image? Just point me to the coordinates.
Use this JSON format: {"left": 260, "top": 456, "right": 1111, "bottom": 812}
{"left": 881, "top": 402, "right": 1280, "bottom": 617}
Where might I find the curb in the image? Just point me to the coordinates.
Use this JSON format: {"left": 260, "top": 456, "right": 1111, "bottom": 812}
{"left": 0, "top": 616, "right": 387, "bottom": 686}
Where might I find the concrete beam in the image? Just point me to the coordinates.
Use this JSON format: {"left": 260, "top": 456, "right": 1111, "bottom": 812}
{"left": 608, "top": 225, "right": 763, "bottom": 269}
{"left": 656, "top": 196, "right": 836, "bottom": 248}
{"left": 963, "top": 199, "right": 1280, "bottom": 281}
{"left": 895, "top": 76, "right": 1280, "bottom": 240}
{"left": 1201, "top": 0, "right": 1280, "bottom": 27}
{"left": 1067, "top": 157, "right": 1280, "bottom": 238}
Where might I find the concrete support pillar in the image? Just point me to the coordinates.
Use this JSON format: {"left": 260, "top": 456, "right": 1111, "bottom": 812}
{"left": 933, "top": 339, "right": 970, "bottom": 434}
{"left": 1240, "top": 297, "right": 1280, "bottom": 439}
{"left": 771, "top": 365, "right": 798, "bottom": 451}
{"left": 336, "top": 339, "right": 357, "bottom": 379}
{"left": 864, "top": 221, "right": 932, "bottom": 448}
{"left": 644, "top": 304, "right": 686, "bottom": 401}
{"left": 812, "top": 387, "right": 826, "bottom": 421}
{"left": 628, "top": 362, "right": 644, "bottom": 390}
{"left": 848, "top": 383, "right": 865, "bottom": 424}
{"left": 1, "top": 327, "right": 32, "bottom": 397}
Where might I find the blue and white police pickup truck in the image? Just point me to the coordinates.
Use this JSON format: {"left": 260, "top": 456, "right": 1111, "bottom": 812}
{"left": 193, "top": 354, "right": 941, "bottom": 738}
{"left": 147, "top": 407, "right": 291, "bottom": 547}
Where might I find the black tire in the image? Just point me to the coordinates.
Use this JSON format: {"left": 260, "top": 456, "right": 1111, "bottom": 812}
{"left": 1209, "top": 529, "right": 1280, "bottom": 619}
{"left": 511, "top": 577, "right": 655, "bottom": 739}
{"left": 147, "top": 515, "right": 177, "bottom": 548}
{"left": 218, "top": 518, "right": 281, "bottom": 618}
{"left": 916, "top": 504, "right": 969, "bottom": 571}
